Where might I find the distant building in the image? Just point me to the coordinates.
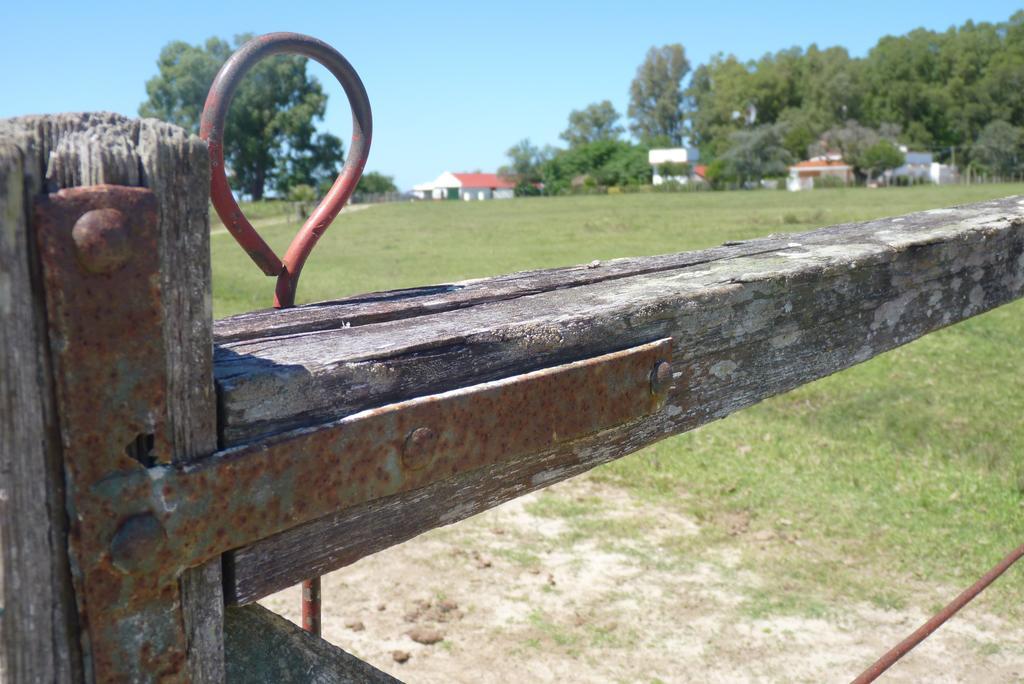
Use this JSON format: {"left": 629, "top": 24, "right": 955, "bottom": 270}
{"left": 648, "top": 148, "right": 701, "bottom": 185}
{"left": 928, "top": 162, "right": 959, "bottom": 184}
{"left": 892, "top": 148, "right": 933, "bottom": 182}
{"left": 888, "top": 147, "right": 959, "bottom": 185}
{"left": 787, "top": 155, "right": 854, "bottom": 191}
{"left": 412, "top": 172, "right": 516, "bottom": 200}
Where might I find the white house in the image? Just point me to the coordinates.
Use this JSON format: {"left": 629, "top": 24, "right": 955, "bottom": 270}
{"left": 648, "top": 148, "right": 701, "bottom": 185}
{"left": 928, "top": 162, "right": 959, "bottom": 184}
{"left": 787, "top": 154, "right": 854, "bottom": 191}
{"left": 412, "top": 172, "right": 516, "bottom": 201}
{"left": 890, "top": 148, "right": 933, "bottom": 182}
{"left": 887, "top": 147, "right": 959, "bottom": 185}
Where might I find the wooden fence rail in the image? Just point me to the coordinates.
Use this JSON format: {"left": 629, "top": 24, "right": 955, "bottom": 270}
{"left": 2, "top": 113, "right": 1022, "bottom": 683}
{"left": 219, "top": 196, "right": 1024, "bottom": 603}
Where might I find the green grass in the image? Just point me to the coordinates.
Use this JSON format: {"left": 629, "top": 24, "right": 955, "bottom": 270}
{"left": 212, "top": 184, "right": 1024, "bottom": 316}
{"left": 212, "top": 184, "right": 1024, "bottom": 617}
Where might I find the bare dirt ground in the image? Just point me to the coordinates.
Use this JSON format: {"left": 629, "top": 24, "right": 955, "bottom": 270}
{"left": 260, "top": 476, "right": 1024, "bottom": 683}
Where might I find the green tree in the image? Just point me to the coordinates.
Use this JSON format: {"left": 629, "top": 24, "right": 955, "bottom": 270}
{"left": 498, "top": 138, "right": 554, "bottom": 186}
{"left": 799, "top": 45, "right": 862, "bottom": 126}
{"left": 593, "top": 143, "right": 651, "bottom": 186}
{"left": 860, "top": 140, "right": 905, "bottom": 183}
{"left": 973, "top": 120, "right": 1022, "bottom": 176}
{"left": 702, "top": 158, "right": 736, "bottom": 190}
{"left": 812, "top": 120, "right": 899, "bottom": 179}
{"left": 675, "top": 11, "right": 1024, "bottom": 167}
{"left": 275, "top": 132, "right": 345, "bottom": 197}
{"left": 720, "top": 123, "right": 793, "bottom": 184}
{"left": 560, "top": 100, "right": 623, "bottom": 147}
{"left": 535, "top": 140, "right": 652, "bottom": 192}
{"left": 685, "top": 54, "right": 754, "bottom": 157}
{"left": 140, "top": 34, "right": 342, "bottom": 200}
{"left": 776, "top": 107, "right": 824, "bottom": 160}
{"left": 356, "top": 171, "right": 398, "bottom": 194}
{"left": 628, "top": 44, "right": 690, "bottom": 144}
{"left": 658, "top": 161, "right": 691, "bottom": 178}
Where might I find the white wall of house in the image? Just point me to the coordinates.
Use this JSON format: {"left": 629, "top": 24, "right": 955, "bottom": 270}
{"left": 649, "top": 147, "right": 700, "bottom": 185}
{"left": 787, "top": 164, "right": 852, "bottom": 191}
{"left": 787, "top": 175, "right": 814, "bottom": 192}
{"left": 930, "top": 163, "right": 959, "bottom": 184}
{"left": 462, "top": 187, "right": 493, "bottom": 201}
{"left": 653, "top": 172, "right": 693, "bottom": 186}
{"left": 458, "top": 187, "right": 515, "bottom": 200}
{"left": 889, "top": 150, "right": 934, "bottom": 182}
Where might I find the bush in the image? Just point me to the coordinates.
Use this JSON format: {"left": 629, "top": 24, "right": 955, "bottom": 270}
{"left": 287, "top": 183, "right": 317, "bottom": 202}
{"left": 514, "top": 180, "right": 542, "bottom": 197}
{"left": 813, "top": 175, "right": 848, "bottom": 189}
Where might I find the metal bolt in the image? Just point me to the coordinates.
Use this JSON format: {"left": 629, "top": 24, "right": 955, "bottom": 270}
{"left": 402, "top": 427, "right": 437, "bottom": 470}
{"left": 71, "top": 208, "right": 132, "bottom": 274}
{"left": 109, "top": 513, "right": 166, "bottom": 574}
{"left": 650, "top": 360, "right": 673, "bottom": 396}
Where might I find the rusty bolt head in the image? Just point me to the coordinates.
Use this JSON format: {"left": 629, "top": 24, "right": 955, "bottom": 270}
{"left": 109, "top": 513, "right": 166, "bottom": 574}
{"left": 402, "top": 427, "right": 438, "bottom": 470}
{"left": 71, "top": 208, "right": 132, "bottom": 274}
{"left": 650, "top": 360, "right": 673, "bottom": 396}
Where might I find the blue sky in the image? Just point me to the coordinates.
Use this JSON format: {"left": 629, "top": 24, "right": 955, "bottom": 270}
{"left": 1, "top": 1, "right": 1019, "bottom": 189}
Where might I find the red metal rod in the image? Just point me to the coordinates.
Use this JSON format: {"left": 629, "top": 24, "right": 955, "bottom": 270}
{"left": 851, "top": 541, "right": 1024, "bottom": 683}
{"left": 200, "top": 32, "right": 372, "bottom": 307}
{"left": 302, "top": 576, "right": 322, "bottom": 637}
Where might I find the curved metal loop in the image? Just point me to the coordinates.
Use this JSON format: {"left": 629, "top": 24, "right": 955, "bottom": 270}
{"left": 200, "top": 32, "right": 372, "bottom": 308}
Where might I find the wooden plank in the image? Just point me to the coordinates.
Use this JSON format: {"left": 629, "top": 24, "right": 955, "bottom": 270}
{"left": 224, "top": 196, "right": 1024, "bottom": 603}
{"left": 0, "top": 135, "right": 80, "bottom": 683}
{"left": 137, "top": 119, "right": 223, "bottom": 684}
{"left": 215, "top": 197, "right": 1024, "bottom": 446}
{"left": 224, "top": 605, "right": 399, "bottom": 684}
{"left": 211, "top": 236, "right": 805, "bottom": 344}
{"left": 0, "top": 113, "right": 222, "bottom": 682}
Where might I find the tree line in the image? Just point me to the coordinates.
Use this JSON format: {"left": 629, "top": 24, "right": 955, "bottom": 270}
{"left": 141, "top": 14, "right": 1023, "bottom": 199}
{"left": 502, "top": 11, "right": 1024, "bottom": 194}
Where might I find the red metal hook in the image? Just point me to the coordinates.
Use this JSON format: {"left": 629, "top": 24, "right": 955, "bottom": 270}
{"left": 200, "top": 32, "right": 372, "bottom": 308}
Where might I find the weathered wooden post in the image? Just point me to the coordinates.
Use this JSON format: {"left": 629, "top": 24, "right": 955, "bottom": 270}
{"left": 0, "top": 113, "right": 223, "bottom": 682}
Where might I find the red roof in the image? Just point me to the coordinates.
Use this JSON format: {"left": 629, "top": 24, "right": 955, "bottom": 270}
{"left": 693, "top": 164, "right": 708, "bottom": 179}
{"left": 453, "top": 173, "right": 516, "bottom": 189}
{"left": 793, "top": 159, "right": 850, "bottom": 169}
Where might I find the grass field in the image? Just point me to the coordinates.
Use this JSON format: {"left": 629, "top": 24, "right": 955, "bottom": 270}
{"left": 213, "top": 184, "right": 1024, "bottom": 626}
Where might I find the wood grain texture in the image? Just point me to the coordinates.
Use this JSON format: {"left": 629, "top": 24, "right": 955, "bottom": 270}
{"left": 0, "top": 135, "right": 80, "bottom": 684}
{"left": 224, "top": 605, "right": 398, "bottom": 684}
{"left": 0, "top": 113, "right": 222, "bottom": 682}
{"left": 136, "top": 118, "right": 223, "bottom": 684}
{"left": 216, "top": 197, "right": 1024, "bottom": 446}
{"left": 224, "top": 196, "right": 1024, "bottom": 603}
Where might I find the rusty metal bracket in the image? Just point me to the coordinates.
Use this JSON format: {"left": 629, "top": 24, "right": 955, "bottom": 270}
{"left": 50, "top": 316, "right": 672, "bottom": 574}
{"left": 35, "top": 188, "right": 672, "bottom": 681}
{"left": 77, "top": 338, "right": 675, "bottom": 580}
{"left": 167, "top": 337, "right": 674, "bottom": 568}
{"left": 34, "top": 185, "right": 186, "bottom": 681}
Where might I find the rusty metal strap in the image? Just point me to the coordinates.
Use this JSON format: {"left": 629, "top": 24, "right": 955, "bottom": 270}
{"left": 36, "top": 186, "right": 182, "bottom": 680}
{"left": 94, "top": 343, "right": 675, "bottom": 574}
{"left": 143, "top": 337, "right": 674, "bottom": 570}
